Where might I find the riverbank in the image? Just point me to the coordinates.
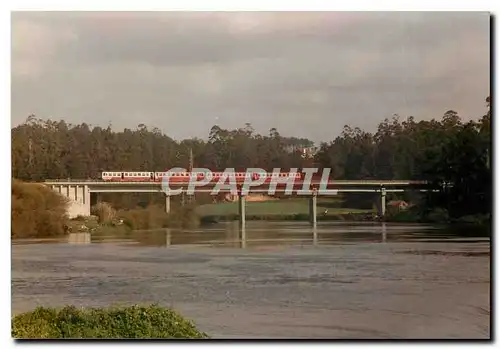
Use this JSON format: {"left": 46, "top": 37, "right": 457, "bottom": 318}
{"left": 196, "top": 199, "right": 373, "bottom": 223}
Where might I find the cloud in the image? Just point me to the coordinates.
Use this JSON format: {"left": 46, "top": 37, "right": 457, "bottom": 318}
{"left": 11, "top": 11, "right": 490, "bottom": 142}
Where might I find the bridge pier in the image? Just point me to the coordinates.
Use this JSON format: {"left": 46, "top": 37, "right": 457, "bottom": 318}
{"left": 165, "top": 195, "right": 171, "bottom": 214}
{"left": 51, "top": 184, "right": 91, "bottom": 218}
{"left": 379, "top": 187, "right": 386, "bottom": 217}
{"left": 309, "top": 189, "right": 317, "bottom": 226}
{"left": 238, "top": 192, "right": 246, "bottom": 229}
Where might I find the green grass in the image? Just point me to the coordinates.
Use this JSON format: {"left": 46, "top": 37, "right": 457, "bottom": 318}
{"left": 12, "top": 304, "right": 209, "bottom": 339}
{"left": 195, "top": 198, "right": 372, "bottom": 217}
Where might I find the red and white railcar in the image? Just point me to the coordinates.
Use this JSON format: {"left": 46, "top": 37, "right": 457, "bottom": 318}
{"left": 122, "top": 171, "right": 154, "bottom": 182}
{"left": 101, "top": 170, "right": 304, "bottom": 182}
{"left": 101, "top": 171, "right": 123, "bottom": 181}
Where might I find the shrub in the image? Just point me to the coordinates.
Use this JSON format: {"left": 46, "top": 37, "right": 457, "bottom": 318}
{"left": 91, "top": 202, "right": 116, "bottom": 224}
{"left": 118, "top": 204, "right": 200, "bottom": 230}
{"left": 12, "top": 304, "right": 209, "bottom": 339}
{"left": 11, "top": 179, "right": 69, "bottom": 238}
{"left": 426, "top": 207, "right": 450, "bottom": 223}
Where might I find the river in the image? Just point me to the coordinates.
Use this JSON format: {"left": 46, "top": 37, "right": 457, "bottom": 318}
{"left": 11, "top": 222, "right": 490, "bottom": 339}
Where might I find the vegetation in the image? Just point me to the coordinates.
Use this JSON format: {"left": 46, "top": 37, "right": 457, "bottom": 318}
{"left": 11, "top": 179, "right": 69, "bottom": 239}
{"left": 11, "top": 180, "right": 200, "bottom": 238}
{"left": 118, "top": 204, "right": 200, "bottom": 230}
{"left": 91, "top": 202, "right": 116, "bottom": 224}
{"left": 11, "top": 96, "right": 491, "bottom": 222}
{"left": 12, "top": 304, "right": 208, "bottom": 339}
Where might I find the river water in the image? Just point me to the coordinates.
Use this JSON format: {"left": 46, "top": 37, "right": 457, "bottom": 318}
{"left": 11, "top": 222, "right": 490, "bottom": 339}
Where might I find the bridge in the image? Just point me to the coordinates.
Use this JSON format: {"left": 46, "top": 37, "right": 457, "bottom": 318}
{"left": 44, "top": 179, "right": 435, "bottom": 226}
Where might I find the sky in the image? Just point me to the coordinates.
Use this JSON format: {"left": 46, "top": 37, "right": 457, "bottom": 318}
{"left": 11, "top": 11, "right": 490, "bottom": 143}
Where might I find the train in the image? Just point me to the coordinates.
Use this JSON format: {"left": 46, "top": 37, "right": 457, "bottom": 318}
{"left": 101, "top": 171, "right": 304, "bottom": 182}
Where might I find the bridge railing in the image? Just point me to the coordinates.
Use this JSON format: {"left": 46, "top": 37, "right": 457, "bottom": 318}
{"left": 45, "top": 179, "right": 103, "bottom": 183}
{"left": 44, "top": 179, "right": 430, "bottom": 185}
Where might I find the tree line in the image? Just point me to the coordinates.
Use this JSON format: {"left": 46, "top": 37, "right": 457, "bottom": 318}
{"left": 11, "top": 96, "right": 491, "bottom": 219}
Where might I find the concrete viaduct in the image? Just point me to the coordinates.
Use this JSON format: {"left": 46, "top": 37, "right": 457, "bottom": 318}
{"left": 44, "top": 179, "right": 434, "bottom": 226}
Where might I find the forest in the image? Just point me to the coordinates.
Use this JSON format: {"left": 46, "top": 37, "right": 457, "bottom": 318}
{"left": 11, "top": 96, "right": 491, "bottom": 221}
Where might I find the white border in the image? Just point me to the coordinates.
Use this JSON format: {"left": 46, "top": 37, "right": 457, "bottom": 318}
{"left": 4, "top": 2, "right": 496, "bottom": 348}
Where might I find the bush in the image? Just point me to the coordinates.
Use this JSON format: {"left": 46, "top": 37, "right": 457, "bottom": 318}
{"left": 12, "top": 304, "right": 209, "bottom": 339}
{"left": 91, "top": 202, "right": 116, "bottom": 224}
{"left": 426, "top": 207, "right": 450, "bottom": 223}
{"left": 11, "top": 179, "right": 69, "bottom": 238}
{"left": 118, "top": 204, "right": 200, "bottom": 230}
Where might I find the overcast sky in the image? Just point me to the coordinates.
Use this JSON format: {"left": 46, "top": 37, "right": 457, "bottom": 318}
{"left": 11, "top": 11, "right": 490, "bottom": 142}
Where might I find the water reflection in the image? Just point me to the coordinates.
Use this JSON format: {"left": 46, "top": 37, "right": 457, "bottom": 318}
{"left": 68, "top": 232, "right": 91, "bottom": 244}
{"left": 83, "top": 221, "right": 489, "bottom": 250}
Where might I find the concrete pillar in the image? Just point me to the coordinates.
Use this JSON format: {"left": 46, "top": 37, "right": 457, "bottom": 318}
{"left": 84, "top": 185, "right": 90, "bottom": 205}
{"left": 165, "top": 195, "right": 171, "bottom": 214}
{"left": 313, "top": 226, "right": 318, "bottom": 246}
{"left": 309, "top": 190, "right": 317, "bottom": 226}
{"left": 379, "top": 187, "right": 386, "bottom": 217}
{"left": 238, "top": 193, "right": 246, "bottom": 229}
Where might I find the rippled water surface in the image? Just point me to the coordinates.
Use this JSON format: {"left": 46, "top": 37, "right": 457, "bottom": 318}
{"left": 11, "top": 222, "right": 490, "bottom": 339}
